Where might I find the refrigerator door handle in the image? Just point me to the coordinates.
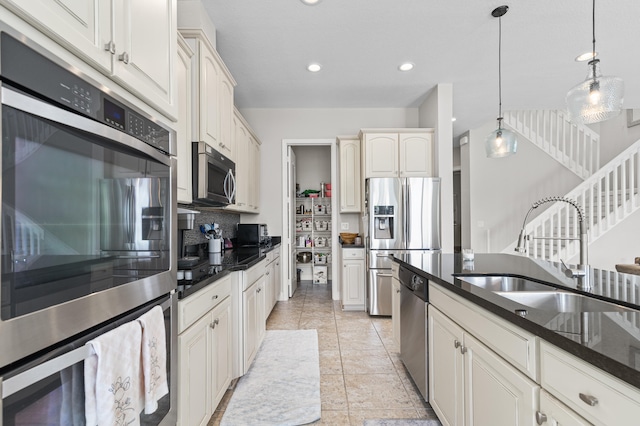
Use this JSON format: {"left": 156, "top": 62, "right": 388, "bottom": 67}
{"left": 405, "top": 180, "right": 410, "bottom": 245}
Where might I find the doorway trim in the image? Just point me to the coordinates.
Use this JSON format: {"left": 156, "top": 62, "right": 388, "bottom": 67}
{"left": 281, "top": 139, "right": 339, "bottom": 300}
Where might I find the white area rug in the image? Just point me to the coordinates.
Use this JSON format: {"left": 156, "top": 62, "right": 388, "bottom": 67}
{"left": 221, "top": 330, "right": 321, "bottom": 426}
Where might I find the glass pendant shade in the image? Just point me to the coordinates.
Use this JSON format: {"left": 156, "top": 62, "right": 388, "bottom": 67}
{"left": 566, "top": 60, "right": 624, "bottom": 125}
{"left": 485, "top": 123, "right": 517, "bottom": 158}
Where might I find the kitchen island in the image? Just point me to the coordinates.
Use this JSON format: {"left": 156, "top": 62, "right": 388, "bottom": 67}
{"left": 394, "top": 252, "right": 640, "bottom": 424}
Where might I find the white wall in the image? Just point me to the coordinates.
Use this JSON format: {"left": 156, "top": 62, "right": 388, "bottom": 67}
{"left": 418, "top": 84, "right": 454, "bottom": 252}
{"left": 596, "top": 111, "right": 640, "bottom": 165}
{"left": 463, "top": 120, "right": 582, "bottom": 253}
{"left": 239, "top": 108, "right": 419, "bottom": 235}
{"left": 587, "top": 209, "right": 640, "bottom": 271}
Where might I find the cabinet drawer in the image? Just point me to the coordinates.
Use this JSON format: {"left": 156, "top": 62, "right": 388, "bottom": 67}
{"left": 541, "top": 341, "right": 640, "bottom": 425}
{"left": 265, "top": 250, "right": 274, "bottom": 264}
{"left": 244, "top": 260, "right": 266, "bottom": 290}
{"left": 343, "top": 248, "right": 364, "bottom": 260}
{"left": 179, "top": 275, "right": 231, "bottom": 333}
{"left": 430, "top": 283, "right": 538, "bottom": 381}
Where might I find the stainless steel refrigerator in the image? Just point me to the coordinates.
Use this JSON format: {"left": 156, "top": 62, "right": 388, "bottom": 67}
{"left": 365, "top": 177, "right": 441, "bottom": 315}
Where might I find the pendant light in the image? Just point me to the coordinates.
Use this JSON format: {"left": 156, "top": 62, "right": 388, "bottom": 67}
{"left": 485, "top": 5, "right": 517, "bottom": 158}
{"left": 566, "top": 0, "right": 623, "bottom": 124}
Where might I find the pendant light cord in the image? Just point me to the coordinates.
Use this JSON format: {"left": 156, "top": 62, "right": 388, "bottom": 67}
{"left": 498, "top": 13, "right": 503, "bottom": 123}
{"left": 592, "top": 0, "right": 596, "bottom": 59}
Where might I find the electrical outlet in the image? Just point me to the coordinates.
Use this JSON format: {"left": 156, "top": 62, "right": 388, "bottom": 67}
{"left": 341, "top": 223, "right": 349, "bottom": 230}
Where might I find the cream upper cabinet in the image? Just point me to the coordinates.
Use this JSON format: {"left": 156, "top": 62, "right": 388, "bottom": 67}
{"left": 391, "top": 262, "right": 401, "bottom": 349}
{"left": 176, "top": 34, "right": 194, "bottom": 204}
{"left": 1, "top": 0, "right": 178, "bottom": 119}
{"left": 226, "top": 109, "right": 261, "bottom": 213}
{"left": 399, "top": 133, "right": 434, "bottom": 177}
{"left": 360, "top": 129, "right": 435, "bottom": 178}
{"left": 180, "top": 29, "right": 236, "bottom": 160}
{"left": 363, "top": 133, "right": 398, "bottom": 177}
{"left": 338, "top": 136, "right": 362, "bottom": 212}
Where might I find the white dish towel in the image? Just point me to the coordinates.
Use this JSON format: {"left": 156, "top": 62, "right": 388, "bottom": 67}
{"left": 84, "top": 321, "right": 143, "bottom": 426}
{"left": 137, "top": 305, "right": 169, "bottom": 414}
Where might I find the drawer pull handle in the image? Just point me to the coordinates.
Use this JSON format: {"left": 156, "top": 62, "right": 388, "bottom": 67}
{"left": 535, "top": 411, "right": 547, "bottom": 425}
{"left": 579, "top": 393, "right": 598, "bottom": 406}
{"left": 454, "top": 340, "right": 461, "bottom": 349}
{"left": 212, "top": 295, "right": 219, "bottom": 300}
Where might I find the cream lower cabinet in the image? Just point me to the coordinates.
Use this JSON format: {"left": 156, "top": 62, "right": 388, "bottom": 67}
{"left": 178, "top": 276, "right": 232, "bottom": 426}
{"left": 391, "top": 262, "right": 401, "bottom": 348}
{"left": 429, "top": 305, "right": 539, "bottom": 426}
{"left": 537, "top": 390, "right": 589, "bottom": 426}
{"left": 341, "top": 247, "right": 365, "bottom": 311}
{"left": 265, "top": 247, "right": 281, "bottom": 315}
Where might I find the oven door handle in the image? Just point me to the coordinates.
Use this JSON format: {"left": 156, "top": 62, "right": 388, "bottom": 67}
{"left": 2, "top": 345, "right": 93, "bottom": 398}
{"left": 1, "top": 297, "right": 171, "bottom": 398}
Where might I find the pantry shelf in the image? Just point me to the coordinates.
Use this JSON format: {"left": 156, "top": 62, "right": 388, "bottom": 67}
{"left": 295, "top": 196, "right": 332, "bottom": 283}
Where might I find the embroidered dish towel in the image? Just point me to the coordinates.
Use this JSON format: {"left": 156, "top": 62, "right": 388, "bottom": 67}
{"left": 137, "top": 305, "right": 169, "bottom": 414}
{"left": 84, "top": 321, "right": 143, "bottom": 426}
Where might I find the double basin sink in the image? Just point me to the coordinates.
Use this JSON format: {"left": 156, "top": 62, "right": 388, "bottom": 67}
{"left": 456, "top": 275, "right": 634, "bottom": 314}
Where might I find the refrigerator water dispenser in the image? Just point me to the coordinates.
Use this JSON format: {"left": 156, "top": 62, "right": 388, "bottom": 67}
{"left": 373, "top": 205, "right": 394, "bottom": 240}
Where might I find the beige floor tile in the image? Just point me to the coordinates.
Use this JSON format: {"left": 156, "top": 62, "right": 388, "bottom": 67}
{"left": 320, "top": 374, "right": 348, "bottom": 410}
{"left": 344, "top": 373, "right": 414, "bottom": 410}
{"left": 319, "top": 349, "right": 343, "bottom": 374}
{"left": 338, "top": 330, "right": 385, "bottom": 351}
{"left": 309, "top": 410, "right": 351, "bottom": 425}
{"left": 349, "top": 408, "right": 421, "bottom": 423}
{"left": 340, "top": 348, "right": 396, "bottom": 375}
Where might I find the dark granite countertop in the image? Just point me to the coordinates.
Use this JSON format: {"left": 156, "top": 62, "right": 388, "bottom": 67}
{"left": 177, "top": 242, "right": 281, "bottom": 299}
{"left": 393, "top": 252, "right": 640, "bottom": 389}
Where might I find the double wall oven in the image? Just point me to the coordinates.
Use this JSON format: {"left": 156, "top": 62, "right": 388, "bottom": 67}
{"left": 0, "top": 24, "right": 177, "bottom": 424}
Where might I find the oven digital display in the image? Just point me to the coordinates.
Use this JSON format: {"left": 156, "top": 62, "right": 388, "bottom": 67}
{"left": 103, "top": 98, "right": 126, "bottom": 129}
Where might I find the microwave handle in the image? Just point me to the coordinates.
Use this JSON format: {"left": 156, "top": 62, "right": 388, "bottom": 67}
{"left": 224, "top": 169, "right": 236, "bottom": 204}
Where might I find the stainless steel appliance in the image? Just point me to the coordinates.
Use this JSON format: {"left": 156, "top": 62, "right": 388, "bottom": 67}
{"left": 0, "top": 25, "right": 177, "bottom": 423}
{"left": 399, "top": 263, "right": 429, "bottom": 401}
{"left": 192, "top": 141, "right": 236, "bottom": 206}
{"left": 365, "top": 177, "right": 441, "bottom": 315}
{"left": 1, "top": 294, "right": 176, "bottom": 425}
{"left": 236, "top": 223, "right": 270, "bottom": 247}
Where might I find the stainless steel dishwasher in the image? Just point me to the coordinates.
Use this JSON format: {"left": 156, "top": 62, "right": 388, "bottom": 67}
{"left": 399, "top": 264, "right": 429, "bottom": 401}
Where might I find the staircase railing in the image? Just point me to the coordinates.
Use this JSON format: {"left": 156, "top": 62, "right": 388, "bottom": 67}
{"left": 504, "top": 110, "right": 600, "bottom": 179}
{"left": 503, "top": 138, "right": 640, "bottom": 262}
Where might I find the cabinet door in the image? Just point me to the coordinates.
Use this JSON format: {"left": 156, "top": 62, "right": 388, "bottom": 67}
{"left": 249, "top": 137, "right": 261, "bottom": 212}
{"left": 256, "top": 276, "right": 267, "bottom": 344}
{"left": 429, "top": 306, "right": 465, "bottom": 426}
{"left": 113, "top": 0, "right": 176, "bottom": 117}
{"left": 211, "top": 298, "right": 232, "bottom": 409}
{"left": 364, "top": 133, "right": 398, "bottom": 178}
{"left": 218, "top": 74, "right": 235, "bottom": 160}
{"left": 342, "top": 259, "right": 365, "bottom": 307}
{"left": 464, "top": 333, "right": 539, "bottom": 426}
{"left": 178, "top": 313, "right": 212, "bottom": 426}
{"left": 0, "top": 0, "right": 112, "bottom": 71}
{"left": 339, "top": 137, "right": 362, "bottom": 212}
{"left": 538, "top": 390, "right": 590, "bottom": 426}
{"left": 242, "top": 283, "right": 258, "bottom": 371}
{"left": 399, "top": 133, "right": 434, "bottom": 177}
{"left": 176, "top": 36, "right": 193, "bottom": 204}
{"left": 391, "top": 278, "right": 401, "bottom": 348}
{"left": 198, "top": 40, "right": 221, "bottom": 149}
{"left": 229, "top": 114, "right": 249, "bottom": 211}
{"left": 274, "top": 254, "right": 281, "bottom": 305}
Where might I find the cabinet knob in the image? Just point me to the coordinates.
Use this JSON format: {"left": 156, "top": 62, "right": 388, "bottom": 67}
{"left": 257, "top": 288, "right": 262, "bottom": 293}
{"left": 579, "top": 393, "right": 598, "bottom": 406}
{"left": 118, "top": 51, "right": 129, "bottom": 64}
{"left": 104, "top": 41, "right": 116, "bottom": 54}
{"left": 209, "top": 318, "right": 219, "bottom": 329}
{"left": 460, "top": 346, "right": 467, "bottom": 355}
{"left": 535, "top": 411, "right": 547, "bottom": 425}
{"left": 454, "top": 340, "right": 461, "bottom": 349}
{"left": 212, "top": 295, "right": 218, "bottom": 300}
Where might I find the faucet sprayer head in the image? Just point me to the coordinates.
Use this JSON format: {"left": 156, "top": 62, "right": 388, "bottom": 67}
{"left": 515, "top": 229, "right": 528, "bottom": 253}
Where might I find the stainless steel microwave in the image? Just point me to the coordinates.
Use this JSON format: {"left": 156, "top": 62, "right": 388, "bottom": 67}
{"left": 192, "top": 142, "right": 236, "bottom": 206}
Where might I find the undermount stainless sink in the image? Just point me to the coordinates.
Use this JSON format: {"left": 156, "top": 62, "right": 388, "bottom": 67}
{"left": 457, "top": 275, "right": 553, "bottom": 292}
{"left": 494, "top": 291, "right": 630, "bottom": 313}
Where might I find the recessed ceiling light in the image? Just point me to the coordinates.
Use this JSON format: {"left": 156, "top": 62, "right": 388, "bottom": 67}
{"left": 398, "top": 62, "right": 414, "bottom": 71}
{"left": 575, "top": 51, "right": 598, "bottom": 62}
{"left": 451, "top": 117, "right": 457, "bottom": 122}
{"left": 300, "top": 0, "right": 322, "bottom": 5}
{"left": 307, "top": 63, "right": 322, "bottom": 72}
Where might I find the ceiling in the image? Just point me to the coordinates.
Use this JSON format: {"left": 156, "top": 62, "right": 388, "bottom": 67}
{"left": 199, "top": 0, "right": 640, "bottom": 139}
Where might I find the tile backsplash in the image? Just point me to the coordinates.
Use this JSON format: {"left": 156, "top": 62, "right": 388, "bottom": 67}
{"left": 179, "top": 207, "right": 240, "bottom": 246}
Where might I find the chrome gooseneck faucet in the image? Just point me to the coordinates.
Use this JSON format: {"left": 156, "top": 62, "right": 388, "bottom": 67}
{"left": 515, "top": 197, "right": 590, "bottom": 289}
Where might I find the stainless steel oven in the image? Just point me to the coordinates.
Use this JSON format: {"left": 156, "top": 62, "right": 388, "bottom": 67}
{"left": 0, "top": 294, "right": 177, "bottom": 425}
{"left": 0, "top": 22, "right": 176, "bottom": 389}
{"left": 192, "top": 141, "right": 236, "bottom": 206}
